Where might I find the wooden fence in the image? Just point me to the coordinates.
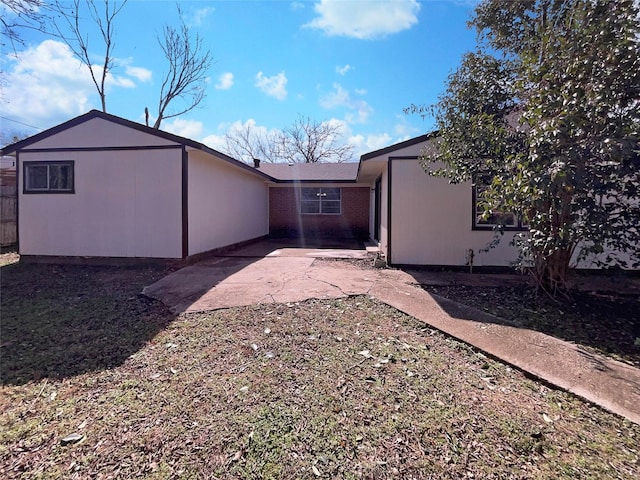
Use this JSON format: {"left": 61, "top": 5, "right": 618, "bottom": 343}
{"left": 1, "top": 170, "right": 17, "bottom": 247}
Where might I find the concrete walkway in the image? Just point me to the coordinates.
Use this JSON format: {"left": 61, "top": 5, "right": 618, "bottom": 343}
{"left": 143, "top": 246, "right": 640, "bottom": 425}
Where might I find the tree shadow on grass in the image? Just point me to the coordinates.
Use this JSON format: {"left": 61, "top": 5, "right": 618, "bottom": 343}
{"left": 424, "top": 283, "right": 640, "bottom": 368}
{"left": 0, "top": 262, "right": 177, "bottom": 386}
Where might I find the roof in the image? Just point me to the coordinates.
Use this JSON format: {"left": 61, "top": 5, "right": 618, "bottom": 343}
{"left": 257, "top": 162, "right": 359, "bottom": 182}
{"left": 359, "top": 132, "right": 437, "bottom": 161}
{"left": 0, "top": 110, "right": 275, "bottom": 181}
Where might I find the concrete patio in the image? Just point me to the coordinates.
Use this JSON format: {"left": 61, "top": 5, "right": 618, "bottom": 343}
{"left": 143, "top": 242, "right": 640, "bottom": 425}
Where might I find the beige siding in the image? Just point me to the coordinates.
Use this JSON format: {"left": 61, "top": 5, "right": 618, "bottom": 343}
{"left": 389, "top": 159, "right": 519, "bottom": 266}
{"left": 19, "top": 149, "right": 182, "bottom": 258}
{"left": 188, "top": 150, "right": 268, "bottom": 255}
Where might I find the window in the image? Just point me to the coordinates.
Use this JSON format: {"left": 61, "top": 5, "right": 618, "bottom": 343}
{"left": 473, "top": 182, "right": 526, "bottom": 230}
{"left": 301, "top": 187, "right": 341, "bottom": 215}
{"left": 24, "top": 161, "right": 74, "bottom": 193}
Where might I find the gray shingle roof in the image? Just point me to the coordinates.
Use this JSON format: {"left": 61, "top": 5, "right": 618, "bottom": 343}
{"left": 257, "top": 162, "right": 359, "bottom": 182}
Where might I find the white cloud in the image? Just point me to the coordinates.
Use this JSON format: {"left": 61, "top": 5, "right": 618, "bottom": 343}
{"left": 305, "top": 0, "right": 420, "bottom": 39}
{"left": 349, "top": 132, "right": 393, "bottom": 158}
{"left": 336, "top": 64, "right": 352, "bottom": 75}
{"left": 394, "top": 117, "right": 421, "bottom": 138}
{"left": 162, "top": 118, "right": 205, "bottom": 139}
{"left": 188, "top": 7, "right": 215, "bottom": 27}
{"left": 201, "top": 133, "right": 227, "bottom": 152}
{"left": 255, "top": 71, "right": 288, "bottom": 100}
{"left": 215, "top": 72, "right": 234, "bottom": 90}
{"left": 1, "top": 40, "right": 151, "bottom": 129}
{"left": 320, "top": 83, "right": 350, "bottom": 108}
{"left": 1, "top": 40, "right": 95, "bottom": 128}
{"left": 290, "top": 2, "right": 305, "bottom": 11}
{"left": 126, "top": 66, "right": 152, "bottom": 82}
{"left": 320, "top": 83, "right": 373, "bottom": 124}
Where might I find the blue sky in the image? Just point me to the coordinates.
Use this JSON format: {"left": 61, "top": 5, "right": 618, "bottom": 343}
{"left": 1, "top": 0, "right": 479, "bottom": 160}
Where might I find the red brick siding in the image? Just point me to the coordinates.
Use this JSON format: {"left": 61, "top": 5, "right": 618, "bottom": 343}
{"left": 269, "top": 186, "right": 370, "bottom": 240}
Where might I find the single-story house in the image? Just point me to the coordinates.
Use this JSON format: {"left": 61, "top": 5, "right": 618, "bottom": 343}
{"left": 1, "top": 110, "right": 375, "bottom": 263}
{"left": 0, "top": 110, "right": 629, "bottom": 268}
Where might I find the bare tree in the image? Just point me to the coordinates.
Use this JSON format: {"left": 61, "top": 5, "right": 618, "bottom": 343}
{"left": 54, "top": 0, "right": 128, "bottom": 112}
{"left": 153, "top": 6, "right": 212, "bottom": 129}
{"left": 224, "top": 121, "right": 282, "bottom": 163}
{"left": 281, "top": 116, "right": 354, "bottom": 163}
{"left": 225, "top": 116, "right": 354, "bottom": 164}
{"left": 1, "top": 0, "right": 54, "bottom": 53}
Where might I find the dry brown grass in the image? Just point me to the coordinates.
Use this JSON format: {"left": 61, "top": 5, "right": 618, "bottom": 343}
{"left": 1, "top": 255, "right": 638, "bottom": 479}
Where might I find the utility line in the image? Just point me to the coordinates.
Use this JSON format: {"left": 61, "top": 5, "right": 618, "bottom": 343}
{"left": 0, "top": 115, "right": 43, "bottom": 131}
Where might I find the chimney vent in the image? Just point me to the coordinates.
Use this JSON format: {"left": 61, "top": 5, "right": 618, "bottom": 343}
{"left": 253, "top": 158, "right": 261, "bottom": 168}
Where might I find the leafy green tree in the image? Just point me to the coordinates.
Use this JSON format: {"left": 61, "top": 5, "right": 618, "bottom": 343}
{"left": 416, "top": 0, "right": 640, "bottom": 295}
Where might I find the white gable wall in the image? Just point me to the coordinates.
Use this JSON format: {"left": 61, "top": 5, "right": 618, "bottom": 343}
{"left": 26, "top": 117, "right": 178, "bottom": 149}
{"left": 188, "top": 150, "right": 269, "bottom": 255}
{"left": 19, "top": 148, "right": 183, "bottom": 258}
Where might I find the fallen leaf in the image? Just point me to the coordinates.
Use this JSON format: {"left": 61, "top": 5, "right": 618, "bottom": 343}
{"left": 542, "top": 413, "right": 553, "bottom": 423}
{"left": 357, "top": 350, "right": 371, "bottom": 358}
{"left": 312, "top": 465, "right": 321, "bottom": 476}
{"left": 61, "top": 433, "right": 83, "bottom": 446}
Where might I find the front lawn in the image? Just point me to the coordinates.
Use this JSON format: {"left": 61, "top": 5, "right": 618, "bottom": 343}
{"left": 1, "top": 257, "right": 638, "bottom": 479}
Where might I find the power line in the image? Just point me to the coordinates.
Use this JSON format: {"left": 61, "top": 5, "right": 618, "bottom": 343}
{"left": 0, "top": 115, "right": 44, "bottom": 131}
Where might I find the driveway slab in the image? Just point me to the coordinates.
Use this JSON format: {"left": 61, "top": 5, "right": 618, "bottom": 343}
{"left": 143, "top": 248, "right": 640, "bottom": 425}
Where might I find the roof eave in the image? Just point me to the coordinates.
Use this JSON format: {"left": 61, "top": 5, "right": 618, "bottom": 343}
{"left": 359, "top": 131, "right": 438, "bottom": 163}
{"left": 0, "top": 109, "right": 276, "bottom": 181}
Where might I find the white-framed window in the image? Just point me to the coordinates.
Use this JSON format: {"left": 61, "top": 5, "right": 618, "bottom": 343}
{"left": 301, "top": 187, "right": 341, "bottom": 215}
{"left": 24, "top": 161, "right": 74, "bottom": 194}
{"left": 473, "top": 182, "right": 526, "bottom": 230}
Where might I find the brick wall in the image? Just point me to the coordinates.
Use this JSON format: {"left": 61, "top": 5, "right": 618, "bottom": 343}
{"left": 269, "top": 186, "right": 370, "bottom": 240}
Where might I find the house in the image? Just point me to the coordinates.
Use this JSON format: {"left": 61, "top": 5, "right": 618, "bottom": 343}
{"left": 4, "top": 109, "right": 616, "bottom": 268}
{"left": 1, "top": 110, "right": 272, "bottom": 262}
{"left": 257, "top": 162, "right": 369, "bottom": 242}
{"left": 356, "top": 135, "right": 523, "bottom": 267}
{"left": 2, "top": 110, "right": 376, "bottom": 263}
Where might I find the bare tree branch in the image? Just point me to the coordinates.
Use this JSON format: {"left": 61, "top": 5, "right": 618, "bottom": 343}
{"left": 153, "top": 5, "right": 213, "bottom": 129}
{"left": 224, "top": 121, "right": 282, "bottom": 163}
{"left": 53, "top": 0, "right": 128, "bottom": 112}
{"left": 281, "top": 116, "right": 354, "bottom": 163}
{"left": 225, "top": 115, "right": 354, "bottom": 164}
{"left": 1, "top": 0, "right": 58, "bottom": 54}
